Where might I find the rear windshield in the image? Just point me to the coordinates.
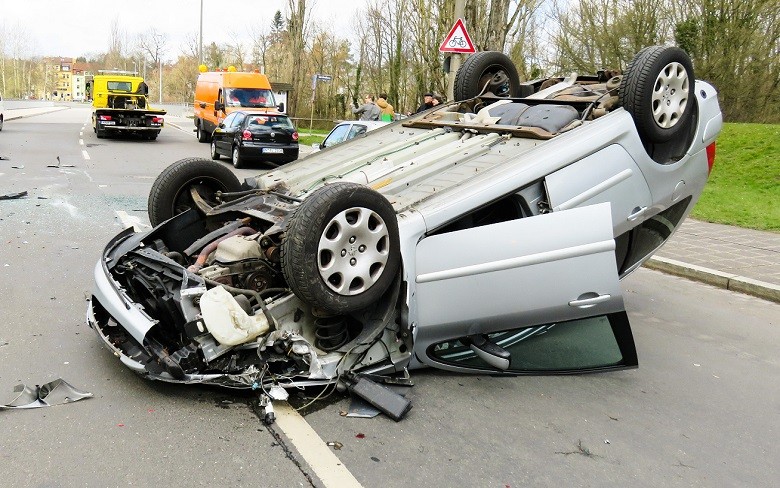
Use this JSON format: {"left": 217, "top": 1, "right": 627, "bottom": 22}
{"left": 226, "top": 88, "right": 276, "bottom": 108}
{"left": 107, "top": 81, "right": 133, "bottom": 91}
{"left": 246, "top": 114, "right": 294, "bottom": 129}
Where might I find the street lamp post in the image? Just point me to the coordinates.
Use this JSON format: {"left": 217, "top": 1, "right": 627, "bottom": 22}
{"left": 199, "top": 0, "right": 204, "bottom": 65}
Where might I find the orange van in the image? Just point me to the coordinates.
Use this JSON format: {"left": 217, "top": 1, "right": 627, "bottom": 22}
{"left": 194, "top": 71, "right": 284, "bottom": 142}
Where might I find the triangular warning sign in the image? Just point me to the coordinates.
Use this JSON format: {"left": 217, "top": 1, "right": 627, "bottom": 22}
{"left": 439, "top": 18, "right": 476, "bottom": 54}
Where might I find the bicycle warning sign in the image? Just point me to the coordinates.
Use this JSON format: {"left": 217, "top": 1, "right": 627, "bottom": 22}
{"left": 439, "top": 18, "right": 476, "bottom": 54}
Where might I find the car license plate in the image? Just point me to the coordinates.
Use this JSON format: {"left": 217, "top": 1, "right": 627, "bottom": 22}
{"left": 263, "top": 148, "right": 284, "bottom": 154}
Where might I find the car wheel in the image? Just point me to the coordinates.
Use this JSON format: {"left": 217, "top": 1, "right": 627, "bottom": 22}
{"left": 281, "top": 182, "right": 401, "bottom": 314}
{"left": 232, "top": 146, "right": 244, "bottom": 169}
{"left": 210, "top": 140, "right": 220, "bottom": 160}
{"left": 147, "top": 157, "right": 242, "bottom": 227}
{"left": 619, "top": 46, "right": 695, "bottom": 144}
{"left": 96, "top": 127, "right": 105, "bottom": 139}
{"left": 0, "top": 116, "right": 3, "bottom": 131}
{"left": 454, "top": 51, "right": 521, "bottom": 101}
{"left": 197, "top": 122, "right": 210, "bottom": 143}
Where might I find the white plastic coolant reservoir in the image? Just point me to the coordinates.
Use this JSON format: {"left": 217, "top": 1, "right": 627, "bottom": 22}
{"left": 199, "top": 286, "right": 270, "bottom": 346}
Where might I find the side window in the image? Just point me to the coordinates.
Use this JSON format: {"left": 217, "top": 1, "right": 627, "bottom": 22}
{"left": 222, "top": 112, "right": 237, "bottom": 127}
{"left": 347, "top": 124, "right": 368, "bottom": 140}
{"left": 322, "top": 124, "right": 351, "bottom": 148}
{"left": 232, "top": 113, "right": 246, "bottom": 128}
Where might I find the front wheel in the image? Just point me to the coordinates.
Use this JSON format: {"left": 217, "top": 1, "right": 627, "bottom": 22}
{"left": 147, "top": 157, "right": 242, "bottom": 227}
{"left": 281, "top": 182, "right": 401, "bottom": 314}
{"left": 210, "top": 140, "right": 220, "bottom": 160}
{"left": 619, "top": 46, "right": 695, "bottom": 144}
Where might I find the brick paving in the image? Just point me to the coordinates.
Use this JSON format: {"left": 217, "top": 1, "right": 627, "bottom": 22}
{"left": 655, "top": 219, "right": 780, "bottom": 286}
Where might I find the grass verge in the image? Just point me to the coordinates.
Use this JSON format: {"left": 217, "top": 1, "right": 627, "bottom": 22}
{"left": 691, "top": 122, "right": 779, "bottom": 232}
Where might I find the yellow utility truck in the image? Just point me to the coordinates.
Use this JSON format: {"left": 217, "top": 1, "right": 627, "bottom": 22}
{"left": 90, "top": 71, "right": 166, "bottom": 140}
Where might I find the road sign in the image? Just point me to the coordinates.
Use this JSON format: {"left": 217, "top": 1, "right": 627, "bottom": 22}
{"left": 439, "top": 18, "right": 476, "bottom": 54}
{"left": 316, "top": 74, "right": 332, "bottom": 81}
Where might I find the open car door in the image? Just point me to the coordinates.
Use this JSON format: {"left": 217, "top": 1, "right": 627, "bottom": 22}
{"left": 413, "top": 203, "right": 637, "bottom": 374}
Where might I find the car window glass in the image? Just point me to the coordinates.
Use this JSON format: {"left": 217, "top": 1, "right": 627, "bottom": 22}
{"left": 347, "top": 124, "right": 368, "bottom": 139}
{"left": 222, "top": 112, "right": 237, "bottom": 127}
{"left": 429, "top": 314, "right": 628, "bottom": 372}
{"left": 232, "top": 113, "right": 246, "bottom": 128}
{"left": 323, "top": 124, "right": 351, "bottom": 147}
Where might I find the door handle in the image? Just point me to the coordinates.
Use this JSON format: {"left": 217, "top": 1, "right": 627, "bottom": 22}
{"left": 569, "top": 294, "right": 611, "bottom": 308}
{"left": 627, "top": 206, "right": 647, "bottom": 221}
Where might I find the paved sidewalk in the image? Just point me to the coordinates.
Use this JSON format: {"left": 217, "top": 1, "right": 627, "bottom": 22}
{"left": 646, "top": 219, "right": 780, "bottom": 303}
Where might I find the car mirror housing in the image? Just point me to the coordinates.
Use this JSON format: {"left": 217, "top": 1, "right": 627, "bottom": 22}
{"left": 277, "top": 102, "right": 285, "bottom": 113}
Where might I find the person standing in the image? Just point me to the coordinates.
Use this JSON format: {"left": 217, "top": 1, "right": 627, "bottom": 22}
{"left": 377, "top": 93, "right": 394, "bottom": 121}
{"left": 414, "top": 92, "right": 434, "bottom": 113}
{"left": 352, "top": 94, "right": 381, "bottom": 121}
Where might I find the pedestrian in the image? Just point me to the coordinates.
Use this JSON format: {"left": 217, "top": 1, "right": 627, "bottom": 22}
{"left": 377, "top": 93, "right": 394, "bottom": 121}
{"left": 431, "top": 94, "right": 444, "bottom": 107}
{"left": 414, "top": 92, "right": 434, "bottom": 113}
{"left": 352, "top": 94, "right": 381, "bottom": 121}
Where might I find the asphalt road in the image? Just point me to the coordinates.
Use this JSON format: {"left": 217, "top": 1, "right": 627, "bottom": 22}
{"left": 1, "top": 105, "right": 778, "bottom": 487}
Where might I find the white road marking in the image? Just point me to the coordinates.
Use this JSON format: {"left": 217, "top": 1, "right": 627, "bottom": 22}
{"left": 115, "top": 211, "right": 150, "bottom": 232}
{"left": 80, "top": 131, "right": 83, "bottom": 136}
{"left": 79, "top": 139, "right": 84, "bottom": 145}
{"left": 81, "top": 149, "right": 90, "bottom": 160}
{"left": 274, "top": 402, "right": 363, "bottom": 488}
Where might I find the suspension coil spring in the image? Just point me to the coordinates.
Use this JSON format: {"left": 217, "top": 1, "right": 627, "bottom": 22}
{"left": 314, "top": 316, "right": 350, "bottom": 352}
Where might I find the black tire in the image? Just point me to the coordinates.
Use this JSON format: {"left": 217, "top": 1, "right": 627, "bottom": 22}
{"left": 281, "top": 182, "right": 401, "bottom": 314}
{"left": 210, "top": 140, "right": 220, "bottom": 160}
{"left": 147, "top": 157, "right": 242, "bottom": 227}
{"left": 196, "top": 121, "right": 210, "bottom": 143}
{"left": 454, "top": 51, "right": 521, "bottom": 101}
{"left": 96, "top": 127, "right": 105, "bottom": 139}
{"left": 231, "top": 145, "right": 244, "bottom": 169}
{"left": 0, "top": 116, "right": 4, "bottom": 131}
{"left": 619, "top": 46, "right": 695, "bottom": 144}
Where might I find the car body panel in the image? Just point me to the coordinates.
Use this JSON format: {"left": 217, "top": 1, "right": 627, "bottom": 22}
{"left": 88, "top": 56, "right": 722, "bottom": 392}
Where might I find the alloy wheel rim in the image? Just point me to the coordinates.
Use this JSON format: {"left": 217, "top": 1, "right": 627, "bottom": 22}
{"left": 651, "top": 61, "right": 689, "bottom": 129}
{"left": 317, "top": 207, "right": 390, "bottom": 295}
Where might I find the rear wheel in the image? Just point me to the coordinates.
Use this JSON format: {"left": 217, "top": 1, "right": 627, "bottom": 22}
{"left": 196, "top": 121, "right": 210, "bottom": 143}
{"left": 232, "top": 145, "right": 244, "bottom": 169}
{"left": 147, "top": 157, "right": 242, "bottom": 227}
{"left": 210, "top": 140, "right": 220, "bottom": 160}
{"left": 619, "top": 46, "right": 695, "bottom": 144}
{"left": 281, "top": 182, "right": 401, "bottom": 314}
{"left": 454, "top": 51, "right": 521, "bottom": 101}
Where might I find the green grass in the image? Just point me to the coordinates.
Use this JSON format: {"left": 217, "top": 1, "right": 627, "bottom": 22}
{"left": 297, "top": 129, "right": 327, "bottom": 147}
{"left": 691, "top": 122, "right": 780, "bottom": 232}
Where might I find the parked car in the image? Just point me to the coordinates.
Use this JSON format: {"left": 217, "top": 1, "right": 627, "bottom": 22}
{"left": 0, "top": 93, "right": 5, "bottom": 131}
{"left": 312, "top": 120, "right": 388, "bottom": 152}
{"left": 210, "top": 111, "right": 299, "bottom": 168}
{"left": 89, "top": 47, "right": 722, "bottom": 416}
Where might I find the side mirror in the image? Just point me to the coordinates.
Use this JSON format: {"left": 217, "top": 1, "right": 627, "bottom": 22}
{"left": 277, "top": 102, "right": 285, "bottom": 113}
{"left": 214, "top": 100, "right": 224, "bottom": 112}
{"left": 311, "top": 142, "right": 322, "bottom": 150}
{"left": 218, "top": 123, "right": 225, "bottom": 129}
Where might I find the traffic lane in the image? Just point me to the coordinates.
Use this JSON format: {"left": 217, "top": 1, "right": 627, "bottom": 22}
{"left": 0, "top": 115, "right": 310, "bottom": 486}
{"left": 302, "top": 268, "right": 779, "bottom": 488}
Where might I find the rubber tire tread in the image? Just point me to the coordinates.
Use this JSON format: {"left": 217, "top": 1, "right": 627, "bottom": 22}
{"left": 211, "top": 140, "right": 220, "bottom": 160}
{"left": 196, "top": 120, "right": 210, "bottom": 143}
{"left": 280, "top": 182, "right": 401, "bottom": 314}
{"left": 147, "top": 157, "right": 241, "bottom": 227}
{"left": 454, "top": 51, "right": 521, "bottom": 101}
{"left": 618, "top": 46, "right": 695, "bottom": 144}
{"left": 232, "top": 146, "right": 244, "bottom": 169}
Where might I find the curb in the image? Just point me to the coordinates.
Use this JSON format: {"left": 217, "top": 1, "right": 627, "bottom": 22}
{"left": 644, "top": 256, "right": 780, "bottom": 304}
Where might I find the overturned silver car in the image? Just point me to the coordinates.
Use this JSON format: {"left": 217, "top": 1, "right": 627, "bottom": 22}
{"left": 88, "top": 47, "right": 722, "bottom": 400}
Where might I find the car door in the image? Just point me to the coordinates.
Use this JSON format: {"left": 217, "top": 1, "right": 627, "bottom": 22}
{"left": 413, "top": 202, "right": 638, "bottom": 374}
{"left": 214, "top": 112, "right": 237, "bottom": 154}
{"left": 321, "top": 123, "right": 352, "bottom": 149}
{"left": 544, "top": 144, "right": 653, "bottom": 237}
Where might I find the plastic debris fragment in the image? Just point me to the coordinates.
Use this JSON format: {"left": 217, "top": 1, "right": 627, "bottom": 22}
{"left": 1, "top": 378, "right": 93, "bottom": 409}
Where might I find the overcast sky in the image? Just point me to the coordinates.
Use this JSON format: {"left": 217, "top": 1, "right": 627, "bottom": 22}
{"left": 2, "top": 0, "right": 368, "bottom": 59}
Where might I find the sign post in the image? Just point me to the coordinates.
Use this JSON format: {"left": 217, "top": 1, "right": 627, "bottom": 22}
{"left": 310, "top": 74, "right": 332, "bottom": 135}
{"left": 440, "top": 13, "right": 474, "bottom": 101}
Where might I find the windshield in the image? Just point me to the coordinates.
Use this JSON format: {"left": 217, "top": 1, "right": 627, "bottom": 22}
{"left": 226, "top": 88, "right": 276, "bottom": 108}
{"left": 107, "top": 81, "right": 132, "bottom": 92}
{"left": 246, "top": 114, "right": 294, "bottom": 130}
